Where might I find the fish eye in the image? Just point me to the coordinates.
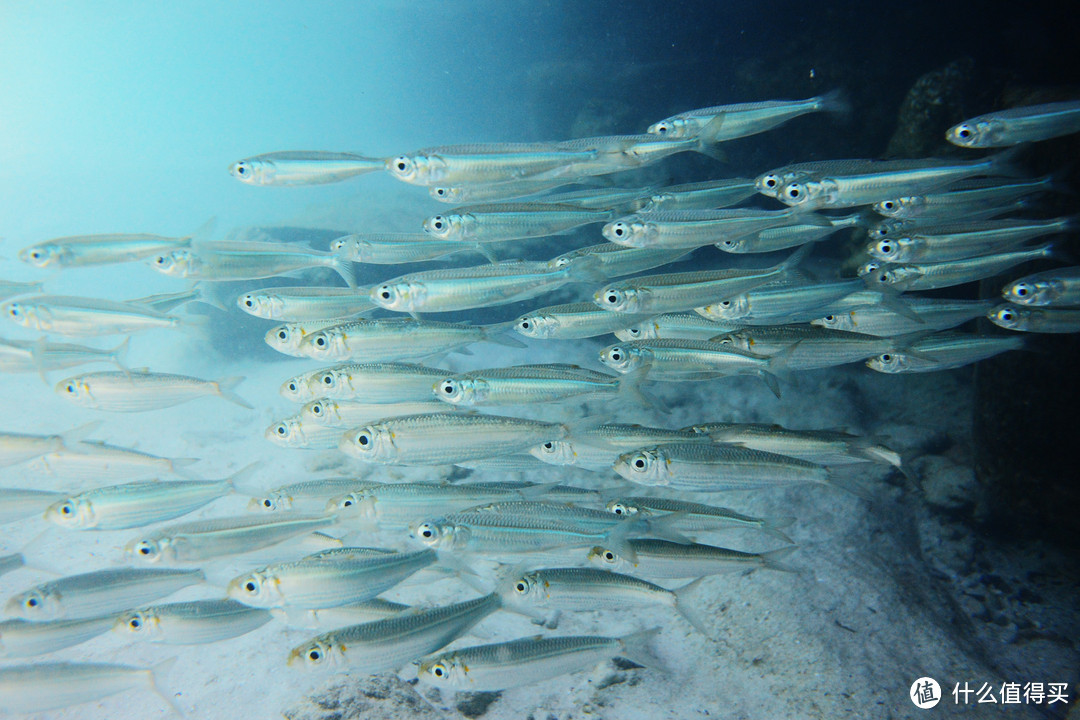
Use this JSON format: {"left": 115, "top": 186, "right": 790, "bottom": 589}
{"left": 277, "top": 330, "right": 288, "bottom": 340}
{"left": 340, "top": 497, "right": 354, "bottom": 507}
{"left": 610, "top": 349, "right": 622, "bottom": 361}
{"left": 881, "top": 354, "right": 893, "bottom": 362}
{"left": 604, "top": 551, "right": 615, "bottom": 561}
{"left": 434, "top": 188, "right": 447, "bottom": 197}
{"left": 881, "top": 201, "right": 895, "bottom": 211}
{"left": 440, "top": 381, "right": 455, "bottom": 394}
{"left": 59, "top": 502, "right": 74, "bottom": 516}
{"left": 30, "top": 250, "right": 41, "bottom": 260}
{"left": 785, "top": 185, "right": 802, "bottom": 199}
{"left": 236, "top": 163, "right": 247, "bottom": 175}
{"left": 632, "top": 456, "right": 647, "bottom": 470}
{"left": 519, "top": 320, "right": 530, "bottom": 329}
{"left": 356, "top": 431, "right": 371, "bottom": 446}
{"left": 610, "top": 503, "right": 626, "bottom": 515}
{"left": 244, "top": 580, "right": 258, "bottom": 593}
{"left": 542, "top": 442, "right": 553, "bottom": 450}
{"left": 514, "top": 581, "right": 528, "bottom": 593}
{"left": 606, "top": 293, "right": 618, "bottom": 304}
{"left": 65, "top": 383, "right": 76, "bottom": 394}
{"left": 824, "top": 315, "right": 835, "bottom": 322}
{"left": 1000, "top": 309, "right": 1015, "bottom": 321}
{"left": 879, "top": 243, "right": 892, "bottom": 254}
{"left": 287, "top": 382, "right": 298, "bottom": 392}
{"left": 394, "top": 157, "right": 408, "bottom": 172}
{"left": 876, "top": 273, "right": 888, "bottom": 283}
{"left": 1014, "top": 284, "right": 1029, "bottom": 297}
{"left": 655, "top": 122, "right": 669, "bottom": 135}
{"left": 7, "top": 306, "right": 19, "bottom": 316}
{"left": 321, "top": 374, "right": 334, "bottom": 385}
{"left": 719, "top": 300, "right": 731, "bottom": 308}
{"left": 431, "top": 217, "right": 445, "bottom": 230}
{"left": 432, "top": 663, "right": 446, "bottom": 677}
{"left": 721, "top": 239, "right": 734, "bottom": 247}
{"left": 315, "top": 336, "right": 327, "bottom": 347}
{"left": 244, "top": 297, "right": 254, "bottom": 307}
{"left": 275, "top": 425, "right": 287, "bottom": 436}
{"left": 311, "top": 403, "right": 323, "bottom": 415}
{"left": 307, "top": 649, "right": 321, "bottom": 662}
{"left": 128, "top": 617, "right": 142, "bottom": 629}
{"left": 611, "top": 223, "right": 626, "bottom": 237}
{"left": 154, "top": 256, "right": 166, "bottom": 265}
{"left": 25, "top": 597, "right": 38, "bottom": 608}
{"left": 957, "top": 126, "right": 971, "bottom": 139}
{"left": 418, "top": 523, "right": 435, "bottom": 539}
{"left": 379, "top": 287, "right": 391, "bottom": 300}
{"left": 136, "top": 541, "right": 155, "bottom": 556}
{"left": 262, "top": 499, "right": 273, "bottom": 508}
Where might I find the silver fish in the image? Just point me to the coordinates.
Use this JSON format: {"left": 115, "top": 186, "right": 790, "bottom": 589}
{"left": 0, "top": 614, "right": 117, "bottom": 658}
{"left": 606, "top": 496, "right": 793, "bottom": 541}
{"left": 388, "top": 142, "right": 600, "bottom": 186}
{"left": 603, "top": 208, "right": 829, "bottom": 250}
{"left": 988, "top": 304, "right": 1080, "bottom": 334}
{"left": 867, "top": 218, "right": 1074, "bottom": 264}
{"left": 56, "top": 369, "right": 252, "bottom": 411}
{"left": 25, "top": 439, "right": 197, "bottom": 482}
{"left": 593, "top": 245, "right": 808, "bottom": 314}
{"left": 0, "top": 336, "right": 129, "bottom": 374}
{"left": 868, "top": 332, "right": 1025, "bottom": 372}
{"left": 1, "top": 294, "right": 187, "bottom": 336}
{"left": 1002, "top": 266, "right": 1080, "bottom": 307}
{"left": 340, "top": 412, "right": 570, "bottom": 465}
{"left": 237, "top": 286, "right": 375, "bottom": 322}
{"left": 265, "top": 416, "right": 348, "bottom": 449}
{"left": 714, "top": 326, "right": 905, "bottom": 372}
{"left": 550, "top": 242, "right": 691, "bottom": 279}
{"left": 409, "top": 512, "right": 636, "bottom": 557}
{"left": 294, "top": 599, "right": 412, "bottom": 628}
{"left": 696, "top": 279, "right": 867, "bottom": 325}
{"left": 301, "top": 398, "right": 447, "bottom": 426}
{"left": 265, "top": 319, "right": 345, "bottom": 357}
{"left": 813, "top": 297, "right": 995, "bottom": 337}
{"left": 615, "top": 313, "right": 740, "bottom": 342}
{"left": 5, "top": 567, "right": 203, "bottom": 619}
{"left": 869, "top": 203, "right": 1028, "bottom": 240}
{"left": 0, "top": 487, "right": 66, "bottom": 524}
{"left": 0, "top": 659, "right": 180, "bottom": 715}
{"left": 330, "top": 232, "right": 493, "bottom": 264}
{"left": 227, "top": 547, "right": 435, "bottom": 609}
{"left": 417, "top": 629, "right": 661, "bottom": 692}
{"left": 124, "top": 513, "right": 338, "bottom": 564}
{"left": 113, "top": 599, "right": 272, "bottom": 644}
{"left": 429, "top": 177, "right": 580, "bottom": 203}
{"left": 287, "top": 362, "right": 452, "bottom": 403}
{"left": 537, "top": 186, "right": 653, "bottom": 212}
{"left": 859, "top": 244, "right": 1056, "bottom": 292}
{"left": 530, "top": 423, "right": 703, "bottom": 471}
{"left": 296, "top": 318, "right": 523, "bottom": 362}
{"left": 18, "top": 232, "right": 193, "bottom": 268}
{"left": 717, "top": 213, "right": 858, "bottom": 254}
{"left": 689, "top": 423, "right": 901, "bottom": 470}
{"left": 0, "top": 421, "right": 98, "bottom": 467}
{"left": 229, "top": 150, "right": 385, "bottom": 185}
{"left": 423, "top": 202, "right": 611, "bottom": 243}
{"left": 326, "top": 481, "right": 551, "bottom": 527}
{"left": 648, "top": 90, "right": 847, "bottom": 140}
{"left": 0, "top": 554, "right": 24, "bottom": 578}
{"left": 589, "top": 539, "right": 796, "bottom": 578}
{"left": 514, "top": 302, "right": 649, "bottom": 340}
{"left": 947, "top": 100, "right": 1080, "bottom": 147}
{"left": 872, "top": 175, "right": 1055, "bottom": 218}
{"left": 371, "top": 258, "right": 604, "bottom": 314}
{"left": 148, "top": 240, "right": 356, "bottom": 288}
{"left": 248, "top": 477, "right": 382, "bottom": 513}
{"left": 287, "top": 593, "right": 501, "bottom": 673}
{"left": 614, "top": 443, "right": 830, "bottom": 491}
{"left": 643, "top": 177, "right": 758, "bottom": 211}
{"left": 0, "top": 278, "right": 43, "bottom": 300}
{"left": 433, "top": 363, "right": 642, "bottom": 407}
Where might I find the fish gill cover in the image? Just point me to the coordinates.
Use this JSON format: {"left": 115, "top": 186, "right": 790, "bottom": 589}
{"left": 0, "top": 1, "right": 1077, "bottom": 718}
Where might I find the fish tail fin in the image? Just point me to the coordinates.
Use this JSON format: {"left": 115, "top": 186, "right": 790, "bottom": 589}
{"left": 759, "top": 516, "right": 797, "bottom": 544}
{"left": 775, "top": 242, "right": 813, "bottom": 277}
{"left": 482, "top": 322, "right": 528, "bottom": 348}
{"left": 673, "top": 578, "right": 715, "bottom": 638}
{"left": 985, "top": 144, "right": 1027, "bottom": 178}
{"left": 214, "top": 376, "right": 253, "bottom": 409}
{"left": 188, "top": 216, "right": 217, "bottom": 244}
{"left": 147, "top": 656, "right": 186, "bottom": 718}
{"left": 59, "top": 420, "right": 103, "bottom": 448}
{"left": 331, "top": 256, "right": 359, "bottom": 288}
{"left": 193, "top": 282, "right": 230, "bottom": 312}
{"left": 694, "top": 113, "right": 728, "bottom": 149}
{"left": 615, "top": 366, "right": 663, "bottom": 410}
{"left": 602, "top": 520, "right": 639, "bottom": 564}
{"left": 473, "top": 243, "right": 499, "bottom": 264}
{"left": 167, "top": 457, "right": 201, "bottom": 478}
{"left": 825, "top": 466, "right": 876, "bottom": 501}
{"left": 875, "top": 289, "right": 923, "bottom": 323}
{"left": 755, "top": 370, "right": 783, "bottom": 399}
{"left": 640, "top": 511, "right": 693, "bottom": 544}
{"left": 223, "top": 461, "right": 263, "bottom": 495}
{"left": 566, "top": 255, "right": 609, "bottom": 285}
{"left": 816, "top": 88, "right": 851, "bottom": 117}
{"left": 795, "top": 211, "right": 835, "bottom": 228}
{"left": 617, "top": 627, "right": 666, "bottom": 671}
{"left": 760, "top": 546, "right": 799, "bottom": 574}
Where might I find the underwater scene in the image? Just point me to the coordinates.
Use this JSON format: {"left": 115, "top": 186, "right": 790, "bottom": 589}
{"left": 1, "top": 2, "right": 1078, "bottom": 718}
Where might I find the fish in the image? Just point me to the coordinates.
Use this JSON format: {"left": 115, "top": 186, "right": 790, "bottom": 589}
{"left": 605, "top": 496, "right": 794, "bottom": 542}
{"left": 148, "top": 240, "right": 357, "bottom": 288}
{"left": 371, "top": 258, "right": 605, "bottom": 315}
{"left": 0, "top": 421, "right": 99, "bottom": 467}
{"left": 0, "top": 336, "right": 129, "bottom": 375}
{"left": 18, "top": 232, "right": 193, "bottom": 268}
{"left": 229, "top": 150, "right": 385, "bottom": 185}
{"left": 648, "top": 90, "right": 848, "bottom": 141}
{"left": 326, "top": 481, "right": 553, "bottom": 527}
{"left": 872, "top": 175, "right": 1056, "bottom": 218}
{"left": 547, "top": 133, "right": 707, "bottom": 176}
{"left": 496, "top": 567, "right": 709, "bottom": 633}
{"left": 55, "top": 369, "right": 252, "bottom": 411}
{"left": 293, "top": 599, "right": 412, "bottom": 628}
{"left": 417, "top": 629, "right": 662, "bottom": 692}
{"left": 713, "top": 326, "right": 912, "bottom": 372}
{"left": 867, "top": 332, "right": 1026, "bottom": 372}
{"left": 42, "top": 469, "right": 242, "bottom": 530}
{"left": 598, "top": 338, "right": 786, "bottom": 397}
{"left": 264, "top": 319, "right": 345, "bottom": 357}
{"left": 602, "top": 208, "right": 830, "bottom": 250}
{"left": 432, "top": 363, "right": 647, "bottom": 407}
{"left": 642, "top": 177, "right": 759, "bottom": 211}
{"left": 409, "top": 511, "right": 637, "bottom": 557}
{"left": 388, "top": 143, "right": 600, "bottom": 186}
{"left": 339, "top": 412, "right": 571, "bottom": 465}
{"left": 866, "top": 218, "right": 1075, "bottom": 264}
{"left": 0, "top": 615, "right": 117, "bottom": 658}
{"left": 988, "top": 304, "right": 1080, "bottom": 334}
{"left": 0, "top": 278, "right": 43, "bottom": 300}
{"left": 113, "top": 598, "right": 272, "bottom": 644}
{"left": 0, "top": 487, "right": 67, "bottom": 524}
{"left": 1002, "top": 266, "right": 1080, "bottom": 307}
{"left": 287, "top": 593, "right": 501, "bottom": 673}
{"left": 530, "top": 423, "right": 703, "bottom": 471}
{"left": 330, "top": 232, "right": 494, "bottom": 264}
{"left": 859, "top": 244, "right": 1057, "bottom": 292}
{"left": 1, "top": 294, "right": 189, "bottom": 336}
{"left": 0, "top": 659, "right": 181, "bottom": 715}
{"left": 535, "top": 186, "right": 653, "bottom": 212}
{"left": 5, "top": 567, "right": 203, "bottom": 620}
{"left": 614, "top": 313, "right": 740, "bottom": 341}
{"left": 688, "top": 423, "right": 902, "bottom": 470}
{"left": 773, "top": 151, "right": 1018, "bottom": 209}
{"left": 300, "top": 398, "right": 447, "bottom": 426}
{"left": 812, "top": 297, "right": 996, "bottom": 337}
{"left": 423, "top": 202, "right": 612, "bottom": 243}
{"left": 589, "top": 539, "right": 796, "bottom": 578}
{"left": 696, "top": 279, "right": 867, "bottom": 325}
{"left": 593, "top": 244, "right": 809, "bottom": 314}
{"left": 755, "top": 157, "right": 960, "bottom": 197}
{"left": 248, "top": 477, "right": 383, "bottom": 512}
{"left": 283, "top": 362, "right": 452, "bottom": 404}
{"left": 550, "top": 242, "right": 691, "bottom": 279}
{"left": 429, "top": 177, "right": 581, "bottom": 203}
{"left": 266, "top": 415, "right": 351, "bottom": 449}
{"left": 946, "top": 100, "right": 1080, "bottom": 147}
{"left": 227, "top": 547, "right": 436, "bottom": 609}
{"left": 869, "top": 201, "right": 1030, "bottom": 240}
{"left": 0, "top": 553, "right": 24, "bottom": 578}
{"left": 23, "top": 439, "right": 197, "bottom": 482}
{"left": 237, "top": 286, "right": 375, "bottom": 322}
{"left": 716, "top": 213, "right": 859, "bottom": 254}
{"left": 124, "top": 513, "right": 338, "bottom": 564}
{"left": 613, "top": 443, "right": 830, "bottom": 491}
{"left": 514, "top": 302, "right": 650, "bottom": 340}
{"left": 294, "top": 317, "right": 524, "bottom": 362}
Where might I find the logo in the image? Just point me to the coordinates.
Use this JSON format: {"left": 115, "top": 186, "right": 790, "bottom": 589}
{"left": 911, "top": 677, "right": 941, "bottom": 709}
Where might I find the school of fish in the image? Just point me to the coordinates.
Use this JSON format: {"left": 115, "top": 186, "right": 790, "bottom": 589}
{"left": 0, "top": 92, "right": 1078, "bottom": 715}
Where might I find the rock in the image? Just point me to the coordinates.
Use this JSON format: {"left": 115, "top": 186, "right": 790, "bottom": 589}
{"left": 885, "top": 58, "right": 975, "bottom": 157}
{"left": 284, "top": 676, "right": 449, "bottom": 720}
